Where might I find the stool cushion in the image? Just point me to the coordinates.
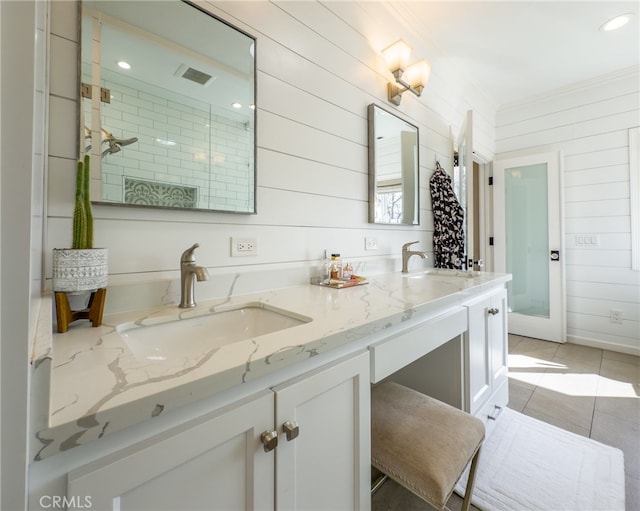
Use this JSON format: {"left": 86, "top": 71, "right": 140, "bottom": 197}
{"left": 371, "top": 381, "right": 485, "bottom": 510}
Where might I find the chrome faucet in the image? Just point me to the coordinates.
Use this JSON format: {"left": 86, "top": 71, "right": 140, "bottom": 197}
{"left": 179, "top": 243, "right": 209, "bottom": 308}
{"left": 402, "top": 241, "right": 428, "bottom": 273}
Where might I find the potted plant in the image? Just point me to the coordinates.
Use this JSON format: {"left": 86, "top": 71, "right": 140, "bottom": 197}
{"left": 52, "top": 155, "right": 108, "bottom": 332}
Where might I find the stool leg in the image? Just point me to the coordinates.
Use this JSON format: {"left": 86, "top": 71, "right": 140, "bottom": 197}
{"left": 461, "top": 446, "right": 482, "bottom": 511}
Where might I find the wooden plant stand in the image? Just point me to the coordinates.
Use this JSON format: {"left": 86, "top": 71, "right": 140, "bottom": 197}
{"left": 54, "top": 288, "right": 107, "bottom": 333}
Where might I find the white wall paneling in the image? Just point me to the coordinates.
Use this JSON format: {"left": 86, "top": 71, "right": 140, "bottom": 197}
{"left": 496, "top": 67, "right": 640, "bottom": 354}
{"left": 630, "top": 127, "right": 639, "bottom": 271}
{"left": 46, "top": 0, "right": 495, "bottom": 312}
{"left": 1, "top": 0, "right": 49, "bottom": 508}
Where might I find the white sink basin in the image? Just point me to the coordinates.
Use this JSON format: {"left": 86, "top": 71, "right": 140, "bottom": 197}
{"left": 117, "top": 302, "right": 312, "bottom": 362}
{"left": 404, "top": 269, "right": 479, "bottom": 279}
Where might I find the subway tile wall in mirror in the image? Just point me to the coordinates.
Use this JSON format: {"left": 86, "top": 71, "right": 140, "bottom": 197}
{"left": 81, "top": 0, "right": 256, "bottom": 213}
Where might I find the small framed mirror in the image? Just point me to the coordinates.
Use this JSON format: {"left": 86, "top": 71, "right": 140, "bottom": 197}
{"left": 367, "top": 104, "right": 419, "bottom": 225}
{"left": 81, "top": 0, "right": 256, "bottom": 213}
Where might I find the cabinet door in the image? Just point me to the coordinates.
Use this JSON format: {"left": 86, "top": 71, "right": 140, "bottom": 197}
{"left": 68, "top": 391, "right": 275, "bottom": 511}
{"left": 273, "top": 351, "right": 371, "bottom": 511}
{"left": 489, "top": 288, "right": 508, "bottom": 390}
{"left": 465, "top": 295, "right": 492, "bottom": 415}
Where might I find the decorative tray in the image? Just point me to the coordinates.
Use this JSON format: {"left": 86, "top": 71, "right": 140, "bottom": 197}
{"left": 312, "top": 276, "right": 368, "bottom": 289}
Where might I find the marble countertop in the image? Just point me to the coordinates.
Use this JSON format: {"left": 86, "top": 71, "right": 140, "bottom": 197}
{"left": 33, "top": 270, "right": 510, "bottom": 460}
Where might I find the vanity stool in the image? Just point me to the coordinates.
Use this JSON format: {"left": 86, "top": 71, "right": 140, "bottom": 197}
{"left": 371, "top": 381, "right": 484, "bottom": 511}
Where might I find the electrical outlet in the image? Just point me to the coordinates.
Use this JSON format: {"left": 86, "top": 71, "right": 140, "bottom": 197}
{"left": 610, "top": 309, "right": 623, "bottom": 324}
{"left": 231, "top": 237, "right": 257, "bottom": 257}
{"left": 365, "top": 237, "right": 379, "bottom": 251}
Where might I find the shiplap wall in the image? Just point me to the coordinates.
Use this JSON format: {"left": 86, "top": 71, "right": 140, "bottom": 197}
{"left": 46, "top": 1, "right": 495, "bottom": 296}
{"left": 496, "top": 68, "right": 640, "bottom": 354}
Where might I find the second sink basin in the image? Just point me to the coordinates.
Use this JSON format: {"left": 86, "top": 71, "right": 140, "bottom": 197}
{"left": 117, "top": 302, "right": 312, "bottom": 362}
{"left": 404, "top": 269, "right": 479, "bottom": 279}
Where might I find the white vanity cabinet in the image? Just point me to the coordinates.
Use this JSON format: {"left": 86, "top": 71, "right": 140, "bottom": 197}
{"left": 66, "top": 352, "right": 370, "bottom": 511}
{"left": 67, "top": 391, "right": 276, "bottom": 511}
{"left": 464, "top": 287, "right": 509, "bottom": 429}
{"left": 273, "top": 351, "right": 370, "bottom": 511}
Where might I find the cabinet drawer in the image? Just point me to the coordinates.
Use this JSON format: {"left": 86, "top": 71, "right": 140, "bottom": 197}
{"left": 475, "top": 379, "right": 509, "bottom": 437}
{"left": 370, "top": 306, "right": 467, "bottom": 383}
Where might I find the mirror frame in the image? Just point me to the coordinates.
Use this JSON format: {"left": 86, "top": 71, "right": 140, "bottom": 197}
{"left": 367, "top": 104, "right": 420, "bottom": 225}
{"left": 79, "top": 0, "right": 257, "bottom": 215}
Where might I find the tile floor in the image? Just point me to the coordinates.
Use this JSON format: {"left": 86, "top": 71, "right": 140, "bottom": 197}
{"left": 372, "top": 335, "right": 640, "bottom": 511}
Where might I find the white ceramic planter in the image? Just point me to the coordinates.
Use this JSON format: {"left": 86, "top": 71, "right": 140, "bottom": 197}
{"left": 52, "top": 248, "right": 108, "bottom": 292}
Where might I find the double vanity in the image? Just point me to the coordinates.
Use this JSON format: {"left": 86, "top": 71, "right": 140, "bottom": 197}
{"left": 30, "top": 268, "right": 510, "bottom": 510}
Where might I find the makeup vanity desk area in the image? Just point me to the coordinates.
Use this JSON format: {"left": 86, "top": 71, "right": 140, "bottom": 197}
{"left": 29, "top": 270, "right": 510, "bottom": 511}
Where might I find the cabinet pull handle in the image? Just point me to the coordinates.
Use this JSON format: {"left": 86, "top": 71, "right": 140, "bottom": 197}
{"left": 487, "top": 307, "right": 500, "bottom": 315}
{"left": 260, "top": 430, "right": 278, "bottom": 452}
{"left": 488, "top": 405, "right": 503, "bottom": 421}
{"left": 282, "top": 420, "right": 300, "bottom": 441}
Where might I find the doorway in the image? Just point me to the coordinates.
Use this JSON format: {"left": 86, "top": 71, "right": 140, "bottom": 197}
{"left": 493, "top": 152, "right": 565, "bottom": 343}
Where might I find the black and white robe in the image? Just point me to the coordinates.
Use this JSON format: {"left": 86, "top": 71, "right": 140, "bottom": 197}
{"left": 429, "top": 165, "right": 465, "bottom": 269}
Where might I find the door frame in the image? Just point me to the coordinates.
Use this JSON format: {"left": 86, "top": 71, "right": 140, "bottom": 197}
{"left": 454, "top": 111, "right": 492, "bottom": 271}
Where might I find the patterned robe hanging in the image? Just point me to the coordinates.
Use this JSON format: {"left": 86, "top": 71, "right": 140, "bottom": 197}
{"left": 430, "top": 164, "right": 465, "bottom": 269}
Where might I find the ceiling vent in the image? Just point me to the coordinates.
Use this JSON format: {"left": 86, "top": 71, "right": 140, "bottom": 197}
{"left": 174, "top": 64, "right": 215, "bottom": 86}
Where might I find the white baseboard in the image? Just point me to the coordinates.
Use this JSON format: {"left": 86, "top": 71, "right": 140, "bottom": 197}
{"left": 567, "top": 335, "right": 640, "bottom": 357}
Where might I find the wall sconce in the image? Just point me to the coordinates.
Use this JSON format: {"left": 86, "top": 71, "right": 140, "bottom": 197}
{"left": 382, "top": 39, "right": 431, "bottom": 106}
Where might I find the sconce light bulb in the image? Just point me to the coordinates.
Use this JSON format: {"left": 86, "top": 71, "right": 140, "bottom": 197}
{"left": 382, "top": 39, "right": 412, "bottom": 74}
{"left": 405, "top": 59, "right": 431, "bottom": 91}
{"left": 117, "top": 60, "right": 131, "bottom": 70}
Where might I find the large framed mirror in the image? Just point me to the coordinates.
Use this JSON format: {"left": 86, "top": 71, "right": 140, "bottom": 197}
{"left": 81, "top": 0, "right": 256, "bottom": 213}
{"left": 367, "top": 104, "right": 419, "bottom": 225}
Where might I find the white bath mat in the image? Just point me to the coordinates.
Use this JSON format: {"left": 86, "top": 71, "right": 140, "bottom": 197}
{"left": 454, "top": 407, "right": 625, "bottom": 511}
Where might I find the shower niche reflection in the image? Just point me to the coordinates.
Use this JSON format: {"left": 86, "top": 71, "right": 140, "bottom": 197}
{"left": 81, "top": 0, "right": 256, "bottom": 213}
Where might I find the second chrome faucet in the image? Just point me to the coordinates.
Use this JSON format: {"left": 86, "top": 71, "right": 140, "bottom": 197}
{"left": 179, "top": 243, "right": 209, "bottom": 308}
{"left": 402, "top": 241, "right": 428, "bottom": 273}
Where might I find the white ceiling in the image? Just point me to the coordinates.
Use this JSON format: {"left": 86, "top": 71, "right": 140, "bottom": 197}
{"left": 385, "top": 1, "right": 640, "bottom": 108}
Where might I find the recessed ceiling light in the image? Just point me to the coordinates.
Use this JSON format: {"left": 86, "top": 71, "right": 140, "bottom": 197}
{"left": 232, "top": 102, "right": 242, "bottom": 109}
{"left": 117, "top": 60, "right": 131, "bottom": 70}
{"left": 600, "top": 14, "right": 632, "bottom": 32}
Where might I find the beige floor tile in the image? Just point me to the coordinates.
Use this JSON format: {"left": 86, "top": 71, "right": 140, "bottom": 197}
{"left": 603, "top": 349, "right": 640, "bottom": 365}
{"left": 597, "top": 376, "right": 640, "bottom": 399}
{"left": 507, "top": 378, "right": 534, "bottom": 412}
{"left": 536, "top": 370, "right": 600, "bottom": 397}
{"left": 509, "top": 337, "right": 560, "bottom": 360}
{"left": 626, "top": 475, "right": 640, "bottom": 511}
{"left": 445, "top": 491, "right": 481, "bottom": 511}
{"left": 591, "top": 409, "right": 640, "bottom": 479}
{"left": 507, "top": 334, "right": 524, "bottom": 352}
{"left": 521, "top": 406, "right": 592, "bottom": 437}
{"left": 524, "top": 386, "right": 595, "bottom": 434}
{"left": 601, "top": 358, "right": 640, "bottom": 384}
{"left": 371, "top": 477, "right": 436, "bottom": 510}
{"left": 508, "top": 345, "right": 557, "bottom": 387}
{"left": 595, "top": 396, "right": 640, "bottom": 424}
{"left": 371, "top": 476, "right": 481, "bottom": 511}
{"left": 552, "top": 343, "right": 603, "bottom": 373}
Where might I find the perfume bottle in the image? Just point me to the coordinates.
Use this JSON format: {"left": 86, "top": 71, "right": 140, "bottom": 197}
{"left": 320, "top": 250, "right": 331, "bottom": 283}
{"left": 330, "top": 253, "right": 342, "bottom": 280}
